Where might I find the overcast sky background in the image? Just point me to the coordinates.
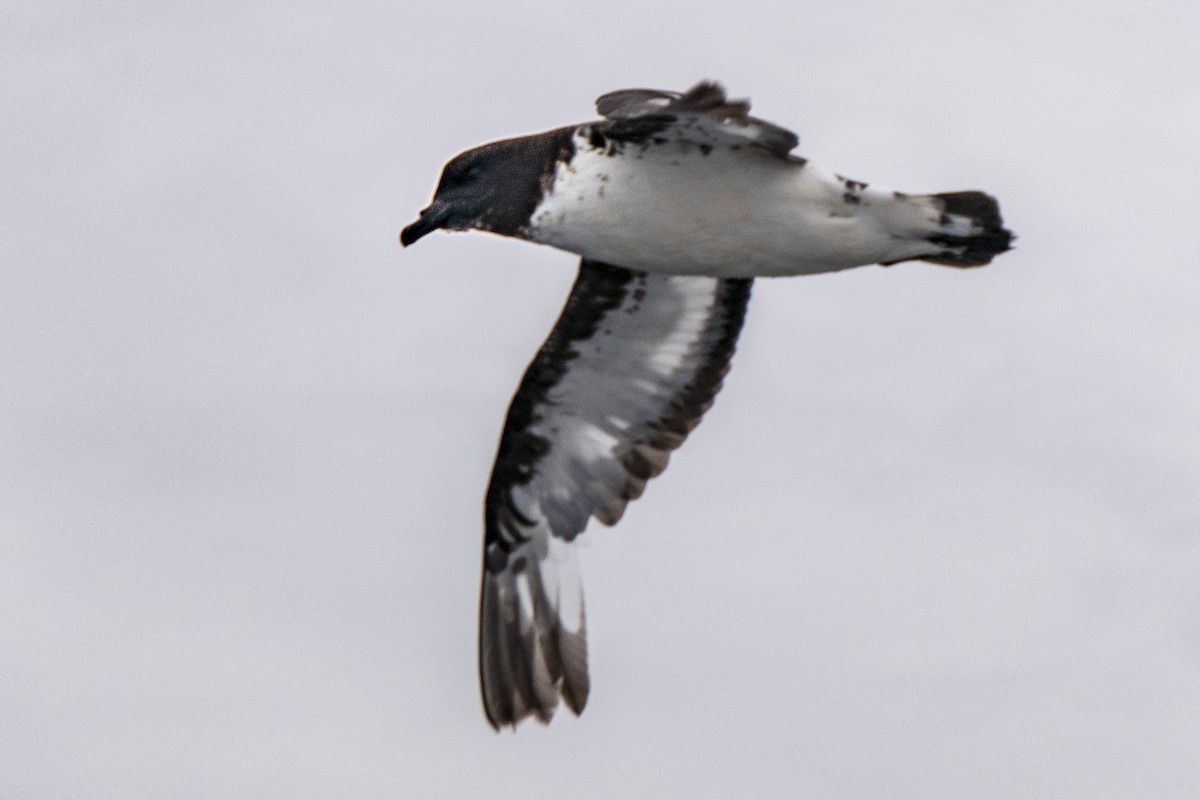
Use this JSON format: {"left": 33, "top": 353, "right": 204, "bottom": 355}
{"left": 3, "top": 1, "right": 1199, "bottom": 797}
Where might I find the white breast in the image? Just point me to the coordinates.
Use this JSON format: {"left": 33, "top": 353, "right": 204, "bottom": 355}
{"left": 525, "top": 130, "right": 944, "bottom": 278}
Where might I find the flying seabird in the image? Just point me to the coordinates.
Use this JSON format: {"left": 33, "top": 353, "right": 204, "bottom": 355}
{"left": 400, "top": 81, "right": 1013, "bottom": 729}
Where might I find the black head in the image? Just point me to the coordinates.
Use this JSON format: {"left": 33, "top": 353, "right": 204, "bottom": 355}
{"left": 400, "top": 129, "right": 576, "bottom": 247}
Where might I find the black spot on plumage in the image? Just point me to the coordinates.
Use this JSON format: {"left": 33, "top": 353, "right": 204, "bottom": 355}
{"left": 938, "top": 190, "right": 1004, "bottom": 229}
{"left": 603, "top": 114, "right": 675, "bottom": 145}
{"left": 484, "top": 544, "right": 508, "bottom": 573}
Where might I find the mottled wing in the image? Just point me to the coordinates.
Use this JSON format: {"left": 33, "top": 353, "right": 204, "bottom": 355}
{"left": 594, "top": 80, "right": 800, "bottom": 158}
{"left": 479, "top": 260, "right": 753, "bottom": 728}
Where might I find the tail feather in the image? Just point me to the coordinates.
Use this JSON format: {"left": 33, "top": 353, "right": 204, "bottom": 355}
{"left": 919, "top": 190, "right": 1013, "bottom": 267}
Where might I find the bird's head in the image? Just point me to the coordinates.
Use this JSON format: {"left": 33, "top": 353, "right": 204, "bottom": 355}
{"left": 400, "top": 129, "right": 574, "bottom": 247}
{"left": 400, "top": 139, "right": 531, "bottom": 246}
{"left": 400, "top": 146, "right": 492, "bottom": 246}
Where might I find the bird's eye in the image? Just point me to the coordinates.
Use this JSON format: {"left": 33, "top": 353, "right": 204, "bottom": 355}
{"left": 447, "top": 164, "right": 479, "bottom": 188}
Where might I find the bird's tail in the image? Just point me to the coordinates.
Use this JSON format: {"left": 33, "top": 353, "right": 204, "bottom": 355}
{"left": 878, "top": 190, "right": 1017, "bottom": 268}
{"left": 921, "top": 191, "right": 1013, "bottom": 267}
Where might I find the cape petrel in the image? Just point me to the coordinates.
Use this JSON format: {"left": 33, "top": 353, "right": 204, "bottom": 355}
{"left": 401, "top": 81, "right": 1013, "bottom": 729}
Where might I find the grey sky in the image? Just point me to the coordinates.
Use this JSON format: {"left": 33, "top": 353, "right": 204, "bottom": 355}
{"left": 3, "top": 1, "right": 1198, "bottom": 797}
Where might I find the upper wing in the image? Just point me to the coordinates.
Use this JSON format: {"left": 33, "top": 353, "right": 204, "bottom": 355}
{"left": 593, "top": 80, "right": 800, "bottom": 159}
{"left": 479, "top": 260, "right": 753, "bottom": 728}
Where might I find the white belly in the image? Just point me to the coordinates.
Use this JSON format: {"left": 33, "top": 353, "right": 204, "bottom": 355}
{"left": 525, "top": 130, "right": 944, "bottom": 278}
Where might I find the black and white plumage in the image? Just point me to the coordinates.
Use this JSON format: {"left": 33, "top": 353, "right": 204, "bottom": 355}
{"left": 401, "top": 82, "right": 1013, "bottom": 728}
{"left": 479, "top": 263, "right": 751, "bottom": 726}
